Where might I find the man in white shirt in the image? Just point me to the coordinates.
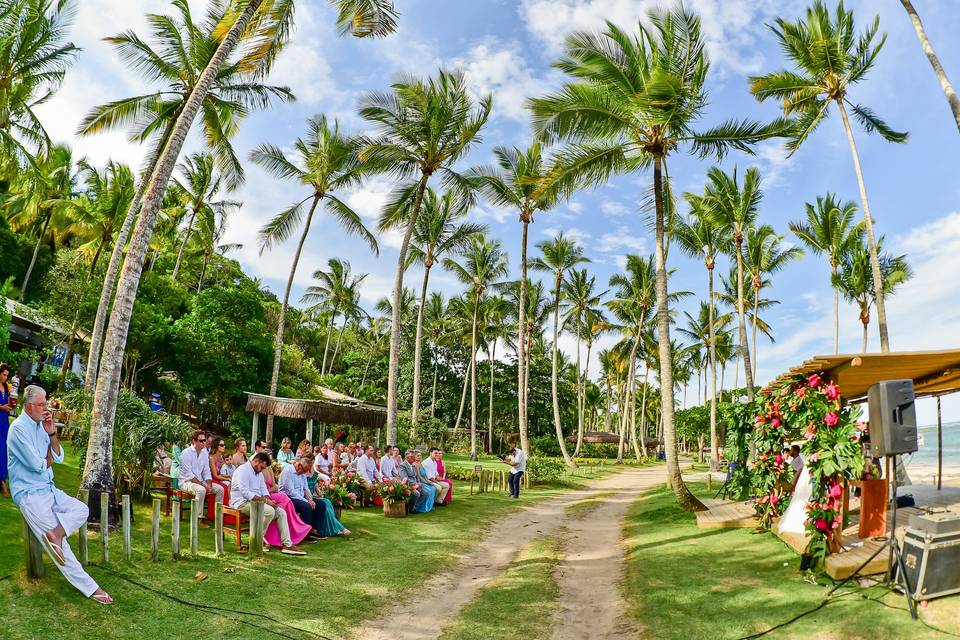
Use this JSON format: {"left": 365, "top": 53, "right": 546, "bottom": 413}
{"left": 421, "top": 448, "right": 450, "bottom": 505}
{"left": 380, "top": 446, "right": 400, "bottom": 480}
{"left": 501, "top": 444, "right": 527, "bottom": 499}
{"left": 279, "top": 453, "right": 344, "bottom": 540}
{"left": 230, "top": 452, "right": 305, "bottom": 556}
{"left": 340, "top": 443, "right": 358, "bottom": 471}
{"left": 178, "top": 430, "right": 223, "bottom": 520}
{"left": 788, "top": 444, "right": 804, "bottom": 493}
{"left": 355, "top": 445, "right": 381, "bottom": 504}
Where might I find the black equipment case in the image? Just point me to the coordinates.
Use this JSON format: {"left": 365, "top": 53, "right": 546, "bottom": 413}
{"left": 898, "top": 512, "right": 960, "bottom": 601}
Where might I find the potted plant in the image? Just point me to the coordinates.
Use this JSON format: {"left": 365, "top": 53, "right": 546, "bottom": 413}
{"left": 375, "top": 481, "right": 411, "bottom": 518}
{"left": 319, "top": 477, "right": 357, "bottom": 520}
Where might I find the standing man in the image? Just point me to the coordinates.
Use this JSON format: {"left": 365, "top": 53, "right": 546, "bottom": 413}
{"left": 7, "top": 385, "right": 113, "bottom": 603}
{"left": 178, "top": 430, "right": 223, "bottom": 520}
{"left": 231, "top": 452, "right": 306, "bottom": 556}
{"left": 501, "top": 444, "right": 526, "bottom": 499}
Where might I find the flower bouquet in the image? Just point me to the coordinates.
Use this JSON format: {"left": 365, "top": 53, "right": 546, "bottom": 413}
{"left": 320, "top": 478, "right": 358, "bottom": 518}
{"left": 375, "top": 480, "right": 412, "bottom": 518}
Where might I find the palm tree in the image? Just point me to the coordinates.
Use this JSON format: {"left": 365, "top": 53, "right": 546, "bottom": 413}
{"left": 77, "top": 0, "right": 294, "bottom": 393}
{"left": 469, "top": 143, "right": 558, "bottom": 455}
{"left": 0, "top": 0, "right": 78, "bottom": 165}
{"left": 194, "top": 200, "right": 242, "bottom": 291}
{"left": 304, "top": 258, "right": 355, "bottom": 375}
{"left": 251, "top": 116, "right": 378, "bottom": 444}
{"left": 359, "top": 69, "right": 491, "bottom": 446}
{"left": 700, "top": 166, "right": 761, "bottom": 405}
{"left": 81, "top": 0, "right": 394, "bottom": 503}
{"left": 423, "top": 292, "right": 451, "bottom": 418}
{"left": 834, "top": 238, "right": 912, "bottom": 352}
{"left": 674, "top": 201, "right": 726, "bottom": 470}
{"left": 563, "top": 271, "right": 606, "bottom": 456}
{"left": 169, "top": 153, "right": 239, "bottom": 282}
{"left": 750, "top": 0, "right": 908, "bottom": 352}
{"left": 445, "top": 236, "right": 508, "bottom": 460}
{"left": 899, "top": 0, "right": 960, "bottom": 132}
{"left": 532, "top": 233, "right": 586, "bottom": 467}
{"left": 530, "top": 7, "right": 785, "bottom": 511}
{"left": 789, "top": 194, "right": 862, "bottom": 353}
{"left": 744, "top": 225, "right": 802, "bottom": 376}
{"left": 66, "top": 160, "right": 135, "bottom": 276}
{"left": 406, "top": 188, "right": 485, "bottom": 430}
{"left": 480, "top": 294, "right": 510, "bottom": 452}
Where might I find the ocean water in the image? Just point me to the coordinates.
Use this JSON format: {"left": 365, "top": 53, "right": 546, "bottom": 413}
{"left": 902, "top": 421, "right": 960, "bottom": 469}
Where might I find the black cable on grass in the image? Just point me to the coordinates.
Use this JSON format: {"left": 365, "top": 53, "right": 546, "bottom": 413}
{"left": 96, "top": 565, "right": 337, "bottom": 640}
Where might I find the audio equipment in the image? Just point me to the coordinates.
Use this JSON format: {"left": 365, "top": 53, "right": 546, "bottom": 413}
{"left": 867, "top": 380, "right": 918, "bottom": 456}
{"left": 898, "top": 512, "right": 960, "bottom": 601}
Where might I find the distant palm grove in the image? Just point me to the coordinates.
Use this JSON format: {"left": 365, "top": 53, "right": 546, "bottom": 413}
{"left": 8, "top": 0, "right": 948, "bottom": 513}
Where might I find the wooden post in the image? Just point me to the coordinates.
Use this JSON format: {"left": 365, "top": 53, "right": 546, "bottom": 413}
{"left": 524, "top": 472, "right": 529, "bottom": 489}
{"left": 172, "top": 502, "right": 181, "bottom": 559}
{"left": 100, "top": 492, "right": 109, "bottom": 564}
{"left": 251, "top": 411, "right": 260, "bottom": 444}
{"left": 250, "top": 501, "right": 264, "bottom": 557}
{"left": 937, "top": 396, "right": 943, "bottom": 491}
{"left": 21, "top": 516, "right": 45, "bottom": 579}
{"left": 478, "top": 471, "right": 484, "bottom": 494}
{"left": 306, "top": 418, "right": 314, "bottom": 444}
{"left": 707, "top": 472, "right": 713, "bottom": 492}
{"left": 151, "top": 498, "right": 161, "bottom": 562}
{"left": 77, "top": 488, "right": 89, "bottom": 566}
{"left": 214, "top": 502, "right": 224, "bottom": 557}
{"left": 122, "top": 495, "right": 132, "bottom": 561}
{"left": 469, "top": 473, "right": 474, "bottom": 496}
{"left": 190, "top": 496, "right": 200, "bottom": 559}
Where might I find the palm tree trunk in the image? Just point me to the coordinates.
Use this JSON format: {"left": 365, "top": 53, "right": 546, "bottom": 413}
{"left": 487, "top": 339, "right": 496, "bottom": 454}
{"left": 197, "top": 253, "right": 209, "bottom": 291}
{"left": 517, "top": 215, "right": 530, "bottom": 454}
{"left": 320, "top": 302, "right": 339, "bottom": 375}
{"left": 387, "top": 173, "right": 430, "bottom": 445}
{"left": 836, "top": 100, "right": 889, "bottom": 353}
{"left": 629, "top": 361, "right": 643, "bottom": 463}
{"left": 265, "top": 195, "right": 321, "bottom": 445}
{"left": 707, "top": 266, "right": 719, "bottom": 471}
{"left": 616, "top": 372, "right": 627, "bottom": 464}
{"left": 330, "top": 316, "right": 348, "bottom": 368}
{"left": 170, "top": 207, "right": 197, "bottom": 282}
{"left": 900, "top": 0, "right": 960, "bottom": 132}
{"left": 21, "top": 211, "right": 52, "bottom": 296}
{"left": 452, "top": 358, "right": 470, "bottom": 433}
{"left": 573, "top": 326, "right": 583, "bottom": 457}
{"left": 469, "top": 293, "right": 480, "bottom": 461}
{"left": 576, "top": 339, "right": 592, "bottom": 456}
{"left": 832, "top": 262, "right": 839, "bottom": 353}
{"left": 83, "top": 0, "right": 265, "bottom": 499}
{"left": 735, "top": 238, "right": 754, "bottom": 401}
{"left": 639, "top": 365, "right": 650, "bottom": 460}
{"left": 550, "top": 272, "right": 575, "bottom": 467}
{"left": 751, "top": 284, "right": 760, "bottom": 379}
{"left": 653, "top": 155, "right": 704, "bottom": 511}
{"left": 430, "top": 342, "right": 438, "bottom": 419}
{"left": 410, "top": 261, "right": 432, "bottom": 430}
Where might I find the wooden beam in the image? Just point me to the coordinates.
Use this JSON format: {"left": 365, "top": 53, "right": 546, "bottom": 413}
{"left": 251, "top": 412, "right": 260, "bottom": 444}
{"left": 306, "top": 418, "right": 314, "bottom": 444}
{"left": 21, "top": 516, "right": 44, "bottom": 579}
{"left": 121, "top": 495, "right": 132, "bottom": 561}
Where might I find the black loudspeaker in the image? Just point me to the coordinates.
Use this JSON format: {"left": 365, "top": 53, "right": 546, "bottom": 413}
{"left": 867, "top": 379, "right": 918, "bottom": 456}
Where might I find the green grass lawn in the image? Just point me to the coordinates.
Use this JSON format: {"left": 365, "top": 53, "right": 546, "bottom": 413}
{"left": 0, "top": 446, "right": 586, "bottom": 640}
{"left": 622, "top": 482, "right": 960, "bottom": 640}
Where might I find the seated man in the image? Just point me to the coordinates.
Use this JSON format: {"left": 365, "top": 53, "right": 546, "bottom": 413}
{"left": 230, "top": 452, "right": 305, "bottom": 556}
{"left": 380, "top": 446, "right": 400, "bottom": 480}
{"left": 178, "top": 430, "right": 224, "bottom": 521}
{"left": 396, "top": 449, "right": 425, "bottom": 513}
{"left": 8, "top": 385, "right": 113, "bottom": 604}
{"left": 355, "top": 445, "right": 381, "bottom": 505}
{"left": 279, "top": 453, "right": 340, "bottom": 541}
{"left": 420, "top": 448, "right": 450, "bottom": 505}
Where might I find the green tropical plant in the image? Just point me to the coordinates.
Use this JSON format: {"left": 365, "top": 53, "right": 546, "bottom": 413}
{"left": 562, "top": 268, "right": 606, "bottom": 456}
{"left": 750, "top": 0, "right": 908, "bottom": 352}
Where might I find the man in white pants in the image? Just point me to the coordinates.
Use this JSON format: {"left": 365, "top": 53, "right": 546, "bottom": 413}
{"left": 230, "top": 452, "right": 305, "bottom": 556}
{"left": 7, "top": 385, "right": 112, "bottom": 603}
{"left": 178, "top": 429, "right": 223, "bottom": 520}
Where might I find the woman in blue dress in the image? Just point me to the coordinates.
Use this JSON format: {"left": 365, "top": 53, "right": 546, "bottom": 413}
{"left": 413, "top": 451, "right": 436, "bottom": 513}
{"left": 0, "top": 364, "right": 12, "bottom": 498}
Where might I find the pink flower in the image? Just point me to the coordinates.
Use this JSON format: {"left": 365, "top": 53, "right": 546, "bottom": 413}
{"left": 825, "top": 382, "right": 840, "bottom": 401}
{"left": 348, "top": 492, "right": 357, "bottom": 500}
{"left": 824, "top": 412, "right": 839, "bottom": 427}
{"left": 770, "top": 416, "right": 781, "bottom": 429}
{"left": 775, "top": 453, "right": 784, "bottom": 465}
{"left": 795, "top": 387, "right": 807, "bottom": 399}
{"left": 815, "top": 518, "right": 829, "bottom": 533}
{"left": 829, "top": 483, "right": 843, "bottom": 498}
{"left": 856, "top": 421, "right": 867, "bottom": 433}
{"left": 807, "top": 373, "right": 822, "bottom": 389}
{"left": 808, "top": 452, "right": 820, "bottom": 463}
{"left": 804, "top": 428, "right": 817, "bottom": 441}
{"left": 755, "top": 414, "right": 766, "bottom": 425}
{"left": 770, "top": 493, "right": 780, "bottom": 506}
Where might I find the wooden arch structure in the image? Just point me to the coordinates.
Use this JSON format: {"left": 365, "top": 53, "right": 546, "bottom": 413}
{"left": 245, "top": 387, "right": 387, "bottom": 447}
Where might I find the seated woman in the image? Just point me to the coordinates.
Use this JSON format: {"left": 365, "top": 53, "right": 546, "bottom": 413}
{"left": 262, "top": 460, "right": 313, "bottom": 548}
{"left": 413, "top": 452, "right": 436, "bottom": 513}
{"left": 311, "top": 476, "right": 351, "bottom": 537}
{"left": 277, "top": 438, "right": 296, "bottom": 468}
{"left": 435, "top": 449, "right": 453, "bottom": 505}
{"left": 295, "top": 439, "right": 312, "bottom": 461}
{"left": 315, "top": 444, "right": 332, "bottom": 480}
{"left": 229, "top": 439, "right": 249, "bottom": 467}
{"left": 207, "top": 437, "right": 231, "bottom": 520}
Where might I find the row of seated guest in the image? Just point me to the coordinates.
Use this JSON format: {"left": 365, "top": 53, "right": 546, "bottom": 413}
{"left": 393, "top": 448, "right": 451, "bottom": 513}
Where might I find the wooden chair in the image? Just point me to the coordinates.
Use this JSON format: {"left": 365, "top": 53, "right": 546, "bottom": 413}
{"left": 222, "top": 506, "right": 250, "bottom": 550}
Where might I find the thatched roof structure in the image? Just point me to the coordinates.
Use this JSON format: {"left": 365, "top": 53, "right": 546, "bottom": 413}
{"left": 244, "top": 387, "right": 386, "bottom": 429}
{"left": 569, "top": 431, "right": 662, "bottom": 449}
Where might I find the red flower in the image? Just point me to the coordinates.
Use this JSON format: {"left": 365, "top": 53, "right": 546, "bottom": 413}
{"left": 824, "top": 412, "right": 839, "bottom": 427}
{"left": 795, "top": 387, "right": 807, "bottom": 398}
{"left": 804, "top": 428, "right": 816, "bottom": 441}
{"left": 829, "top": 483, "right": 843, "bottom": 498}
{"left": 825, "top": 382, "right": 840, "bottom": 401}
{"left": 815, "top": 518, "right": 830, "bottom": 533}
{"left": 771, "top": 416, "right": 781, "bottom": 429}
{"left": 807, "top": 373, "right": 822, "bottom": 389}
{"left": 755, "top": 414, "right": 767, "bottom": 425}
{"left": 775, "top": 453, "right": 784, "bottom": 465}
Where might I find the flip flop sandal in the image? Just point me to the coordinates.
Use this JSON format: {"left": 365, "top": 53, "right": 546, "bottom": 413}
{"left": 41, "top": 535, "right": 66, "bottom": 566}
{"left": 91, "top": 592, "right": 113, "bottom": 605}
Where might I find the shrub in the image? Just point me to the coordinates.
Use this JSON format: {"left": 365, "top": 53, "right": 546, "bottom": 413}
{"left": 526, "top": 456, "right": 565, "bottom": 484}
{"left": 529, "top": 435, "right": 562, "bottom": 457}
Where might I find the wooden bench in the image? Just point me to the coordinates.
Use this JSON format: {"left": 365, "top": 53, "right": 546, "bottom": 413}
{"left": 222, "top": 506, "right": 250, "bottom": 550}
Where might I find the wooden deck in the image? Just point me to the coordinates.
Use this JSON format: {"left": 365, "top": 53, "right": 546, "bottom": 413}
{"left": 772, "top": 483, "right": 960, "bottom": 580}
{"left": 695, "top": 498, "right": 756, "bottom": 529}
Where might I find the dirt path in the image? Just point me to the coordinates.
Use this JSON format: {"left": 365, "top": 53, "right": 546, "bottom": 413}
{"left": 354, "top": 467, "right": 664, "bottom": 640}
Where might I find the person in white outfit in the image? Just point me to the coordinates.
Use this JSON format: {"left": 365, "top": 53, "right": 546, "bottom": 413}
{"left": 230, "top": 452, "right": 305, "bottom": 556}
{"left": 178, "top": 430, "right": 224, "bottom": 520}
{"left": 7, "top": 385, "right": 112, "bottom": 603}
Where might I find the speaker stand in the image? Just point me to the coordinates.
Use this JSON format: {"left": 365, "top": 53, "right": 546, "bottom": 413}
{"left": 827, "top": 457, "right": 918, "bottom": 620}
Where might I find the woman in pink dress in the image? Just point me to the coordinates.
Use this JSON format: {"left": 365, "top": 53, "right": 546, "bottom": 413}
{"left": 207, "top": 437, "right": 231, "bottom": 520}
{"left": 262, "top": 463, "right": 312, "bottom": 547}
{"left": 436, "top": 450, "right": 453, "bottom": 505}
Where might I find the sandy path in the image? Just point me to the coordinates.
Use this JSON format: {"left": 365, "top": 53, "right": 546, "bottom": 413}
{"left": 354, "top": 467, "right": 663, "bottom": 640}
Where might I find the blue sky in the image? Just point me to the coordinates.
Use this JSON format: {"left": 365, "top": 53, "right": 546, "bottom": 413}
{"left": 37, "top": 0, "right": 960, "bottom": 426}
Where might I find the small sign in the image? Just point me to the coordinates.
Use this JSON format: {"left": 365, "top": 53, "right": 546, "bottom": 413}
{"left": 474, "top": 465, "right": 483, "bottom": 472}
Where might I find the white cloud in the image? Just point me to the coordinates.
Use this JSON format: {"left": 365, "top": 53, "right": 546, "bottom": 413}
{"left": 596, "top": 226, "right": 648, "bottom": 255}
{"left": 601, "top": 200, "right": 628, "bottom": 218}
{"left": 453, "top": 40, "right": 550, "bottom": 122}
{"left": 754, "top": 140, "right": 796, "bottom": 188}
{"left": 541, "top": 226, "right": 592, "bottom": 246}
